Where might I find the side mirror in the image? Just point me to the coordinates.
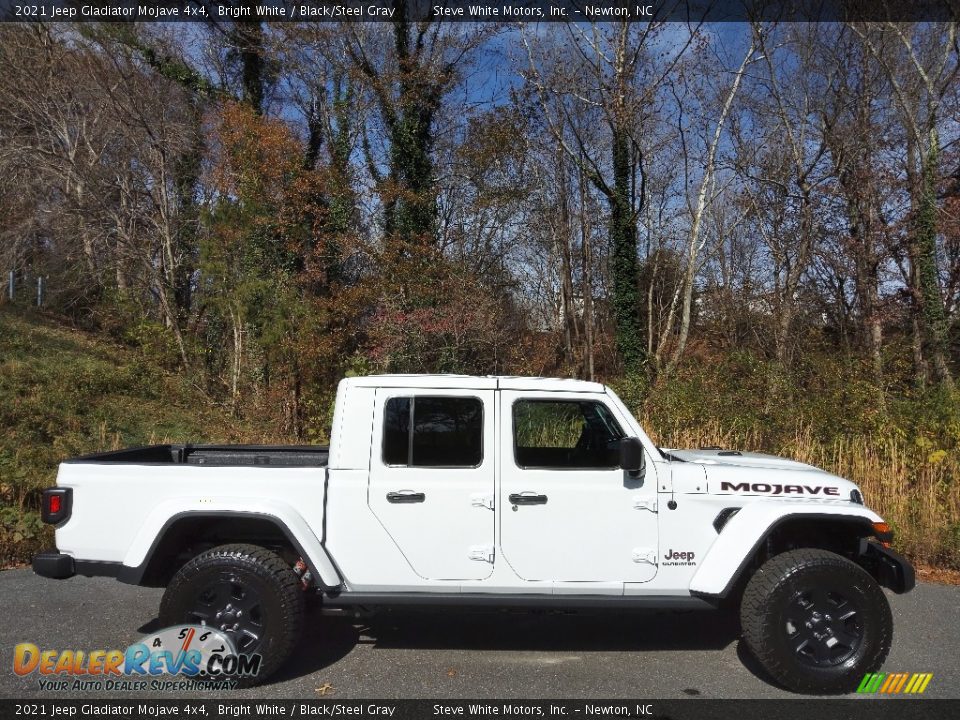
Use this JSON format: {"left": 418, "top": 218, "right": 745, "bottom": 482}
{"left": 620, "top": 437, "right": 645, "bottom": 476}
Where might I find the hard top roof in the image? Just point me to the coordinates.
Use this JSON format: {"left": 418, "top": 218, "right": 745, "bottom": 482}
{"left": 344, "top": 374, "right": 606, "bottom": 393}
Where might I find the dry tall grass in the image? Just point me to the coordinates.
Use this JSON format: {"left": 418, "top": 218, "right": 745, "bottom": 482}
{"left": 644, "top": 418, "right": 960, "bottom": 569}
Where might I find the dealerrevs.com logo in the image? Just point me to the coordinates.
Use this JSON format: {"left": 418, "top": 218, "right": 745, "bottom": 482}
{"left": 14, "top": 625, "right": 261, "bottom": 691}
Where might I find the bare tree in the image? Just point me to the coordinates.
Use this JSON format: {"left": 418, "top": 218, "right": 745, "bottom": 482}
{"left": 818, "top": 25, "right": 897, "bottom": 380}
{"left": 659, "top": 36, "right": 759, "bottom": 375}
{"left": 736, "top": 23, "right": 832, "bottom": 367}
{"left": 521, "top": 20, "right": 698, "bottom": 375}
{"left": 852, "top": 21, "right": 959, "bottom": 387}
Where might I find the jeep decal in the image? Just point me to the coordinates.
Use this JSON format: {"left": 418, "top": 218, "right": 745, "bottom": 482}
{"left": 720, "top": 481, "right": 840, "bottom": 496}
{"left": 663, "top": 549, "right": 696, "bottom": 566}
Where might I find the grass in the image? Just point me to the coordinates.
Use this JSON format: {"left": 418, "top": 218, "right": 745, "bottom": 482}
{"left": 2, "top": 307, "right": 958, "bottom": 572}
{"left": 0, "top": 307, "right": 265, "bottom": 565}
{"left": 642, "top": 415, "right": 960, "bottom": 570}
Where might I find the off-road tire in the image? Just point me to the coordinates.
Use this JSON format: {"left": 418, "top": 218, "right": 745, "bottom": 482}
{"left": 740, "top": 548, "right": 892, "bottom": 694}
{"left": 159, "top": 543, "right": 304, "bottom": 685}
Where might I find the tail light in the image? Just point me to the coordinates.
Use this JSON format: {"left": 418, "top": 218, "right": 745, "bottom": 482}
{"left": 41, "top": 488, "right": 72, "bottom": 525}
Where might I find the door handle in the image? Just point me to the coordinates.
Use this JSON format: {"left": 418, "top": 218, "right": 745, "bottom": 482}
{"left": 509, "top": 493, "right": 548, "bottom": 505}
{"left": 386, "top": 491, "right": 426, "bottom": 504}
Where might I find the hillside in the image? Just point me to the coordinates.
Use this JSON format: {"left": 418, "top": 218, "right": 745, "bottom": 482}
{"left": 1, "top": 308, "right": 958, "bottom": 574}
{"left": 0, "top": 308, "right": 265, "bottom": 566}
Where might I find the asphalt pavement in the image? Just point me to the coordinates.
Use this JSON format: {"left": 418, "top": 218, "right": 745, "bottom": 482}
{"left": 0, "top": 569, "right": 957, "bottom": 699}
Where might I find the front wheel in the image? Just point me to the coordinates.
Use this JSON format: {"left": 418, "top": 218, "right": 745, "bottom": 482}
{"left": 740, "top": 548, "right": 892, "bottom": 694}
{"left": 159, "top": 544, "right": 305, "bottom": 685}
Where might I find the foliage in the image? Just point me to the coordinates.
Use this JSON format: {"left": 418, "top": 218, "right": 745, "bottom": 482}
{"left": 364, "top": 252, "right": 521, "bottom": 374}
{"left": 2, "top": 308, "right": 959, "bottom": 569}
{"left": 0, "top": 506, "right": 44, "bottom": 569}
{"left": 635, "top": 345, "right": 960, "bottom": 568}
{"left": 1, "top": 22, "right": 959, "bottom": 571}
{"left": 642, "top": 346, "right": 960, "bottom": 449}
{"left": 0, "top": 308, "right": 265, "bottom": 566}
{"left": 200, "top": 102, "right": 355, "bottom": 435}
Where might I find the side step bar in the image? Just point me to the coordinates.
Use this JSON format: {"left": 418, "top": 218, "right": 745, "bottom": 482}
{"left": 322, "top": 592, "right": 714, "bottom": 610}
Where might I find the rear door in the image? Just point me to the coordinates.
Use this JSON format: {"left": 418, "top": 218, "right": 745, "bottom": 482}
{"left": 368, "top": 388, "right": 496, "bottom": 580}
{"left": 498, "top": 391, "right": 659, "bottom": 583}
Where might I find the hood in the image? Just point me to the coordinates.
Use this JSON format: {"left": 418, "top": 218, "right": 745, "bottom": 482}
{"left": 665, "top": 448, "right": 862, "bottom": 502}
{"left": 666, "top": 448, "right": 820, "bottom": 471}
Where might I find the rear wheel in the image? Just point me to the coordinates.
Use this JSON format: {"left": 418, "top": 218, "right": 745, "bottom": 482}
{"left": 159, "top": 543, "right": 304, "bottom": 685}
{"left": 740, "top": 548, "right": 892, "bottom": 694}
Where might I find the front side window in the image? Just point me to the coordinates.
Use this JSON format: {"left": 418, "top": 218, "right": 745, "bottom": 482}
{"left": 382, "top": 396, "right": 483, "bottom": 467}
{"left": 513, "top": 399, "right": 625, "bottom": 469}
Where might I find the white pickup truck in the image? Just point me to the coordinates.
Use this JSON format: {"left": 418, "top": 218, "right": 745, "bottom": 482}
{"left": 33, "top": 374, "right": 913, "bottom": 692}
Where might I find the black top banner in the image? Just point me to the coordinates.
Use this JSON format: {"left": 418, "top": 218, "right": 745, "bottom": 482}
{"left": 0, "top": 0, "right": 958, "bottom": 23}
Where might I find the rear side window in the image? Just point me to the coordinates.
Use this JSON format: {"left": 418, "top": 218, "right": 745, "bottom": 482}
{"left": 382, "top": 397, "right": 411, "bottom": 465}
{"left": 513, "top": 400, "right": 625, "bottom": 469}
{"left": 382, "top": 396, "right": 483, "bottom": 467}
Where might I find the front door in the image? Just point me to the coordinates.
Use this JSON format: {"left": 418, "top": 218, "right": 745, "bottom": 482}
{"left": 368, "top": 388, "right": 496, "bottom": 581}
{"left": 498, "top": 391, "right": 659, "bottom": 583}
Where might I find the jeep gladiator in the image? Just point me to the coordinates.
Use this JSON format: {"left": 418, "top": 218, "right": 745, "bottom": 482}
{"left": 33, "top": 375, "right": 914, "bottom": 692}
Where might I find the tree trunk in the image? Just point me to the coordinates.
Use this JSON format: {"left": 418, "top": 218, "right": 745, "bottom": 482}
{"left": 914, "top": 134, "right": 953, "bottom": 388}
{"left": 382, "top": 6, "right": 439, "bottom": 247}
{"left": 609, "top": 127, "right": 644, "bottom": 374}
{"left": 579, "top": 165, "right": 596, "bottom": 382}
{"left": 665, "top": 40, "right": 752, "bottom": 375}
{"left": 234, "top": 10, "right": 266, "bottom": 115}
{"left": 230, "top": 307, "right": 243, "bottom": 415}
{"left": 555, "top": 148, "right": 578, "bottom": 368}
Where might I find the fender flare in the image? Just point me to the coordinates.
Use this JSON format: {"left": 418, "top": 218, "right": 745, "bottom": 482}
{"left": 689, "top": 504, "right": 884, "bottom": 598}
{"left": 121, "top": 502, "right": 342, "bottom": 589}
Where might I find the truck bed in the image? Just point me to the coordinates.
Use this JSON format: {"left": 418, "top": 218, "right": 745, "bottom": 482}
{"left": 64, "top": 444, "right": 329, "bottom": 468}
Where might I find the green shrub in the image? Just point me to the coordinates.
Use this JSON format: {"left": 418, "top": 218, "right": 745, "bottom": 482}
{"left": 0, "top": 309, "right": 257, "bottom": 566}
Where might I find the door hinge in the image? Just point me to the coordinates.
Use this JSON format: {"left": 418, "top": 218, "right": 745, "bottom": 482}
{"left": 633, "top": 497, "right": 658, "bottom": 513}
{"left": 468, "top": 545, "right": 495, "bottom": 563}
{"left": 471, "top": 493, "right": 495, "bottom": 510}
{"left": 632, "top": 548, "right": 657, "bottom": 565}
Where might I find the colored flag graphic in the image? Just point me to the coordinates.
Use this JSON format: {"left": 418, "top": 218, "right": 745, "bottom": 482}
{"left": 856, "top": 673, "right": 933, "bottom": 694}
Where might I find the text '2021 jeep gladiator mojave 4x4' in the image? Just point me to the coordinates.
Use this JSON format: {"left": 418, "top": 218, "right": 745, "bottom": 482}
{"left": 33, "top": 375, "right": 914, "bottom": 693}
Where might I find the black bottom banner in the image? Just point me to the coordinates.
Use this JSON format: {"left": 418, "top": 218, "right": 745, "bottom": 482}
{"left": 1, "top": 699, "right": 957, "bottom": 720}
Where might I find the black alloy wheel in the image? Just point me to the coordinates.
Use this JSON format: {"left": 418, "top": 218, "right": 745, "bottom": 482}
{"left": 740, "top": 548, "right": 892, "bottom": 694}
{"left": 186, "top": 574, "right": 266, "bottom": 654}
{"left": 782, "top": 587, "right": 864, "bottom": 667}
{"left": 159, "top": 544, "right": 304, "bottom": 685}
